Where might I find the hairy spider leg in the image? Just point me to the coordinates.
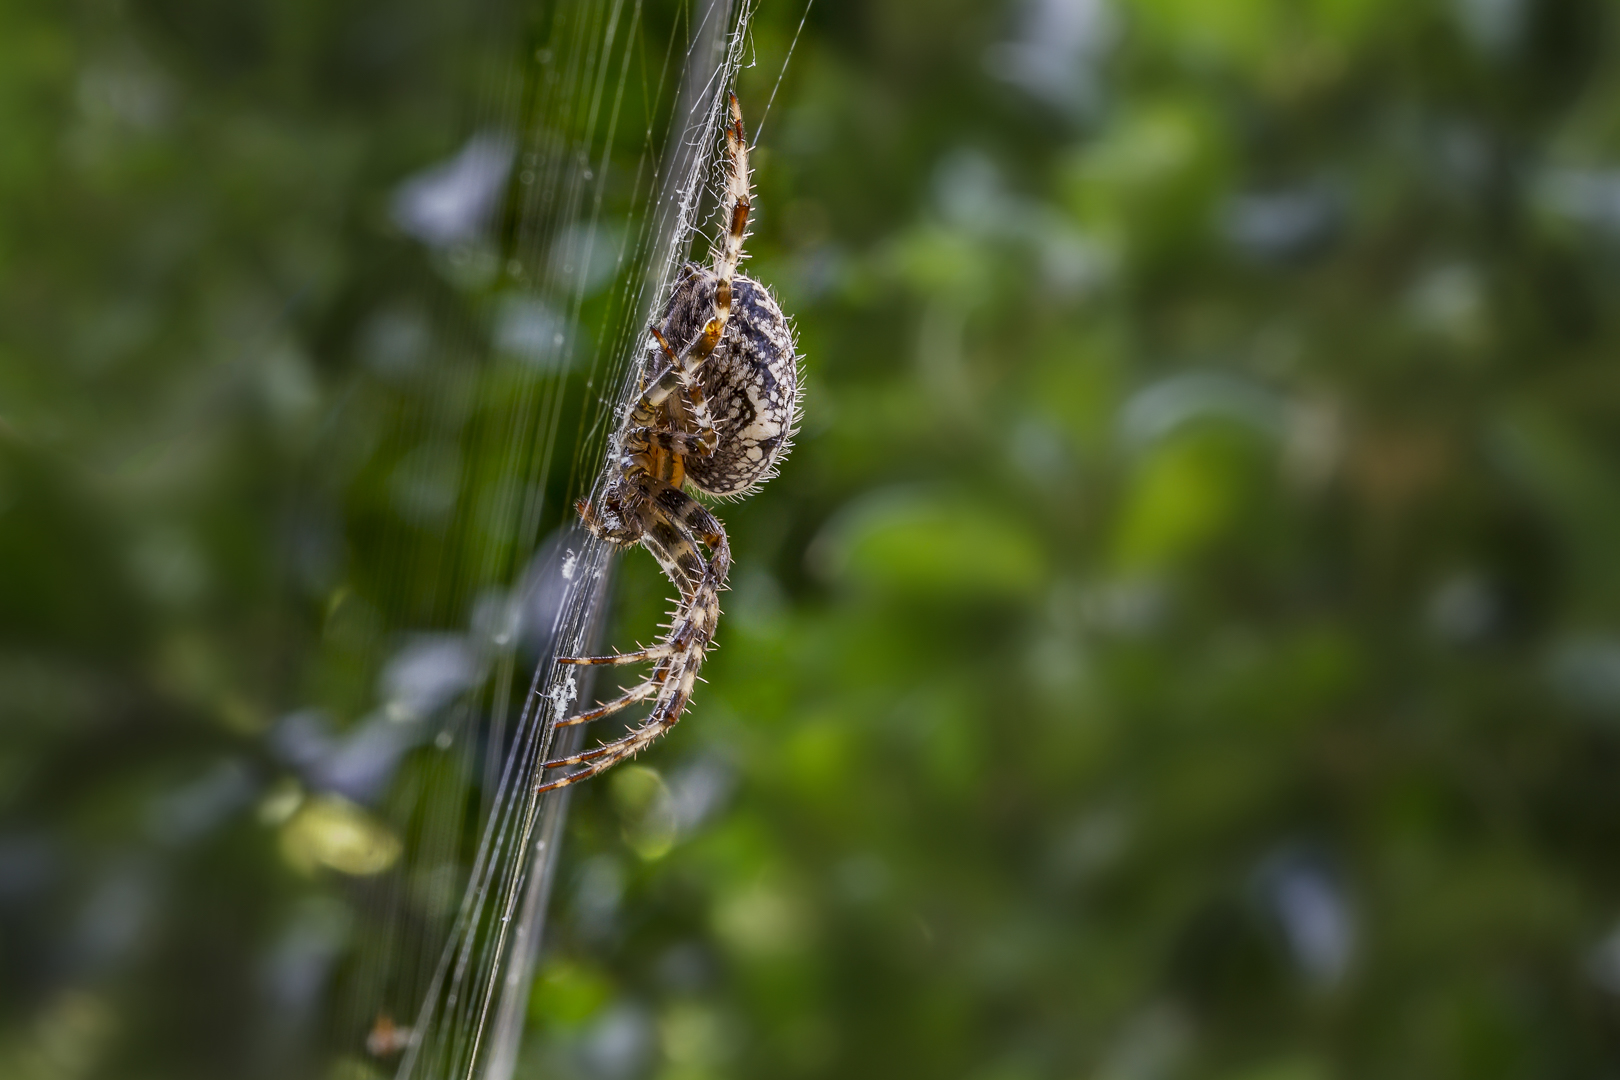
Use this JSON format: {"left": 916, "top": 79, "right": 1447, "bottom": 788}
{"left": 555, "top": 679, "right": 659, "bottom": 727}
{"left": 536, "top": 586, "right": 714, "bottom": 788}
{"left": 556, "top": 474, "right": 725, "bottom": 668}
{"left": 538, "top": 600, "right": 714, "bottom": 785}
{"left": 539, "top": 482, "right": 729, "bottom": 791}
{"left": 557, "top": 644, "right": 676, "bottom": 667}
{"left": 713, "top": 92, "right": 752, "bottom": 288}
{"left": 585, "top": 93, "right": 750, "bottom": 513}
{"left": 634, "top": 324, "right": 723, "bottom": 458}
{"left": 547, "top": 515, "right": 705, "bottom": 753}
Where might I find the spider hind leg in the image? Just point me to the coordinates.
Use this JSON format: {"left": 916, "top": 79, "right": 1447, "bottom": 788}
{"left": 713, "top": 93, "right": 751, "bottom": 284}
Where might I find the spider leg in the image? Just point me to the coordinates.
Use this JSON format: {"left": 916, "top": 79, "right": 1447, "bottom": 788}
{"left": 555, "top": 679, "right": 660, "bottom": 727}
{"left": 636, "top": 428, "right": 716, "bottom": 457}
{"left": 557, "top": 479, "right": 715, "bottom": 660}
{"left": 535, "top": 733, "right": 661, "bottom": 790}
{"left": 535, "top": 623, "right": 705, "bottom": 791}
{"left": 537, "top": 579, "right": 716, "bottom": 790}
{"left": 645, "top": 480, "right": 730, "bottom": 578}
{"left": 638, "top": 326, "right": 721, "bottom": 457}
{"left": 558, "top": 642, "right": 677, "bottom": 666}
{"left": 539, "top": 488, "right": 729, "bottom": 791}
{"left": 712, "top": 92, "right": 751, "bottom": 287}
{"left": 621, "top": 98, "right": 753, "bottom": 474}
{"left": 542, "top": 720, "right": 663, "bottom": 768}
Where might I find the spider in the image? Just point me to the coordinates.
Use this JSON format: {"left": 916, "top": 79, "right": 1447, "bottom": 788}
{"left": 537, "top": 93, "right": 802, "bottom": 792}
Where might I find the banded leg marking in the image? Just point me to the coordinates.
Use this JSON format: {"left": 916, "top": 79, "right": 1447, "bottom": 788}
{"left": 556, "top": 680, "right": 659, "bottom": 726}
{"left": 557, "top": 642, "right": 677, "bottom": 666}
{"left": 713, "top": 93, "right": 752, "bottom": 283}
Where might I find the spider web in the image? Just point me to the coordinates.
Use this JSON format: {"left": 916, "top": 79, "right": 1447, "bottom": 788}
{"left": 324, "top": 2, "right": 759, "bottom": 1078}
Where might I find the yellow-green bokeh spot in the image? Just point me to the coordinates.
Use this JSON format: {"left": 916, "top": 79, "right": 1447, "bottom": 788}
{"left": 712, "top": 876, "right": 810, "bottom": 960}
{"left": 278, "top": 793, "right": 402, "bottom": 877}
{"left": 886, "top": 224, "right": 992, "bottom": 299}
{"left": 611, "top": 765, "right": 678, "bottom": 861}
{"left": 659, "top": 1001, "right": 731, "bottom": 1073}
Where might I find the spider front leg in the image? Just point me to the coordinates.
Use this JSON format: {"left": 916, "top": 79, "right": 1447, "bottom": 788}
{"left": 539, "top": 484, "right": 729, "bottom": 792}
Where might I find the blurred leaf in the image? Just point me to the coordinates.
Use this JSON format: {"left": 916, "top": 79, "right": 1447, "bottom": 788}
{"left": 528, "top": 960, "right": 613, "bottom": 1028}
{"left": 813, "top": 489, "right": 1045, "bottom": 598}
{"left": 1113, "top": 426, "right": 1271, "bottom": 568}
{"left": 1063, "top": 98, "right": 1232, "bottom": 267}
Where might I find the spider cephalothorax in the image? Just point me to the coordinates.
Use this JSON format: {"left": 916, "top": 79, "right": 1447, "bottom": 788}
{"left": 538, "top": 94, "right": 801, "bottom": 791}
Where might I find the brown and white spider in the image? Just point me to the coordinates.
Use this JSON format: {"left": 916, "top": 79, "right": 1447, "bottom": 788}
{"left": 537, "top": 94, "right": 802, "bottom": 792}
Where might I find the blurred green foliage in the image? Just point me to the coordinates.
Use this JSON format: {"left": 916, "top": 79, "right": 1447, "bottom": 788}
{"left": 6, "top": 0, "right": 1620, "bottom": 1078}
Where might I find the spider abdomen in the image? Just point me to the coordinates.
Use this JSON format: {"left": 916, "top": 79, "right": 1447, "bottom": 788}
{"left": 656, "top": 268, "right": 801, "bottom": 498}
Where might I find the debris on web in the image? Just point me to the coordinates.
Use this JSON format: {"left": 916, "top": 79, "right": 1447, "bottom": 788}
{"left": 548, "top": 671, "right": 578, "bottom": 717}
